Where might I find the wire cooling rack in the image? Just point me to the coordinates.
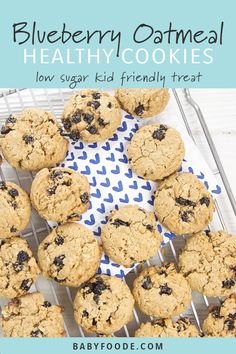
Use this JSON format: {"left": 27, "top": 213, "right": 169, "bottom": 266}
{"left": 0, "top": 88, "right": 235, "bottom": 337}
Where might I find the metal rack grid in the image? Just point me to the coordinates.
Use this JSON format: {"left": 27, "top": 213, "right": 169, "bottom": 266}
{"left": 0, "top": 88, "right": 235, "bottom": 337}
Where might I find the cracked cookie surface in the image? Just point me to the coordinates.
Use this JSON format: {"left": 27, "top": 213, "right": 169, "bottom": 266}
{"left": 154, "top": 172, "right": 215, "bottom": 235}
{"left": 101, "top": 205, "right": 162, "bottom": 267}
{"left": 74, "top": 275, "right": 134, "bottom": 335}
{"left": 0, "top": 292, "right": 65, "bottom": 337}
{"left": 179, "top": 230, "right": 236, "bottom": 297}
{"left": 30, "top": 167, "right": 90, "bottom": 222}
{"left": 38, "top": 223, "right": 101, "bottom": 287}
{"left": 0, "top": 237, "right": 40, "bottom": 297}
{"left": 127, "top": 124, "right": 185, "bottom": 180}
{"left": 0, "top": 109, "right": 68, "bottom": 171}
{"left": 135, "top": 317, "right": 200, "bottom": 337}
{"left": 0, "top": 181, "right": 31, "bottom": 238}
{"left": 115, "top": 88, "right": 169, "bottom": 118}
{"left": 61, "top": 89, "right": 122, "bottom": 142}
{"left": 203, "top": 295, "right": 236, "bottom": 337}
{"left": 132, "top": 263, "right": 191, "bottom": 318}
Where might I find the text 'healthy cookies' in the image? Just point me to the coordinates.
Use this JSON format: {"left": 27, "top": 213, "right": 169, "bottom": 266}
{"left": 154, "top": 172, "right": 215, "bottom": 235}
{"left": 30, "top": 167, "right": 90, "bottom": 222}
{"left": 0, "top": 109, "right": 68, "bottom": 171}
{"left": 74, "top": 275, "right": 134, "bottom": 335}
{"left": 61, "top": 89, "right": 122, "bottom": 142}
{"left": 101, "top": 205, "right": 162, "bottom": 267}
{"left": 179, "top": 230, "right": 236, "bottom": 297}
{"left": 0, "top": 181, "right": 31, "bottom": 238}
{"left": 38, "top": 223, "right": 101, "bottom": 287}
{"left": 128, "top": 124, "right": 185, "bottom": 180}
{"left": 0, "top": 292, "right": 65, "bottom": 337}
{"left": 115, "top": 88, "right": 169, "bottom": 118}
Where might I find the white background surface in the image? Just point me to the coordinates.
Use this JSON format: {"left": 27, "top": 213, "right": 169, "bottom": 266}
{"left": 189, "top": 89, "right": 236, "bottom": 198}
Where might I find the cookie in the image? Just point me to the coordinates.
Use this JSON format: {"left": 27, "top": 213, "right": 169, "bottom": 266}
{"left": 0, "top": 109, "right": 68, "bottom": 171}
{"left": 101, "top": 205, "right": 162, "bottom": 267}
{"left": 0, "top": 292, "right": 65, "bottom": 337}
{"left": 61, "top": 89, "right": 122, "bottom": 143}
{"left": 115, "top": 88, "right": 169, "bottom": 118}
{"left": 179, "top": 230, "right": 236, "bottom": 297}
{"left": 30, "top": 167, "right": 90, "bottom": 222}
{"left": 0, "top": 181, "right": 31, "bottom": 239}
{"left": 135, "top": 317, "right": 200, "bottom": 337}
{"left": 38, "top": 223, "right": 101, "bottom": 287}
{"left": 154, "top": 172, "right": 215, "bottom": 235}
{"left": 127, "top": 124, "right": 185, "bottom": 180}
{"left": 0, "top": 236, "right": 40, "bottom": 297}
{"left": 132, "top": 263, "right": 191, "bottom": 318}
{"left": 74, "top": 275, "right": 134, "bottom": 335}
{"left": 203, "top": 295, "right": 236, "bottom": 337}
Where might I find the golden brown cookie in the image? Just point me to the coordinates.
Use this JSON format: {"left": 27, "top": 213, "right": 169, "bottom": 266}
{"left": 30, "top": 167, "right": 90, "bottom": 222}
{"left": 115, "top": 88, "right": 169, "bottom": 118}
{"left": 38, "top": 223, "right": 101, "bottom": 287}
{"left": 74, "top": 275, "right": 134, "bottom": 335}
{"left": 0, "top": 109, "right": 68, "bottom": 171}
{"left": 0, "top": 292, "right": 65, "bottom": 337}
{"left": 61, "top": 89, "right": 122, "bottom": 142}
{"left": 154, "top": 172, "right": 215, "bottom": 235}
{"left": 101, "top": 205, "right": 162, "bottom": 267}
{"left": 179, "top": 230, "right": 236, "bottom": 297}
{"left": 0, "top": 181, "right": 31, "bottom": 238}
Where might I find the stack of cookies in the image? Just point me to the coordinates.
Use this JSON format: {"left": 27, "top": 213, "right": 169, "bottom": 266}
{"left": 0, "top": 88, "right": 235, "bottom": 338}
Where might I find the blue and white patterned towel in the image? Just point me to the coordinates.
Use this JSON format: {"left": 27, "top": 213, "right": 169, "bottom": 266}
{"left": 48, "top": 96, "right": 221, "bottom": 278}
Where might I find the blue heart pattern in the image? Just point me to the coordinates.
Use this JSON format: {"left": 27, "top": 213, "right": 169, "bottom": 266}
{"left": 55, "top": 114, "right": 222, "bottom": 278}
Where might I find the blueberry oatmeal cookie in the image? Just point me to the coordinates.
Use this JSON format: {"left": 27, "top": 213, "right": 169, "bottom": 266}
{"left": 74, "top": 275, "right": 134, "bottom": 335}
{"left": 179, "top": 230, "right": 236, "bottom": 297}
{"left": 38, "top": 223, "right": 101, "bottom": 287}
{"left": 30, "top": 167, "right": 90, "bottom": 222}
{"left": 0, "top": 237, "right": 40, "bottom": 297}
{"left": 154, "top": 172, "right": 215, "bottom": 235}
{"left": 115, "top": 88, "right": 169, "bottom": 118}
{"left": 0, "top": 109, "right": 68, "bottom": 171}
{"left": 0, "top": 181, "right": 31, "bottom": 238}
{"left": 0, "top": 292, "right": 65, "bottom": 337}
{"left": 127, "top": 124, "right": 185, "bottom": 180}
{"left": 132, "top": 263, "right": 191, "bottom": 318}
{"left": 101, "top": 205, "right": 162, "bottom": 267}
{"left": 203, "top": 295, "right": 236, "bottom": 337}
{"left": 135, "top": 317, "right": 200, "bottom": 337}
{"left": 61, "top": 89, "right": 122, "bottom": 143}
